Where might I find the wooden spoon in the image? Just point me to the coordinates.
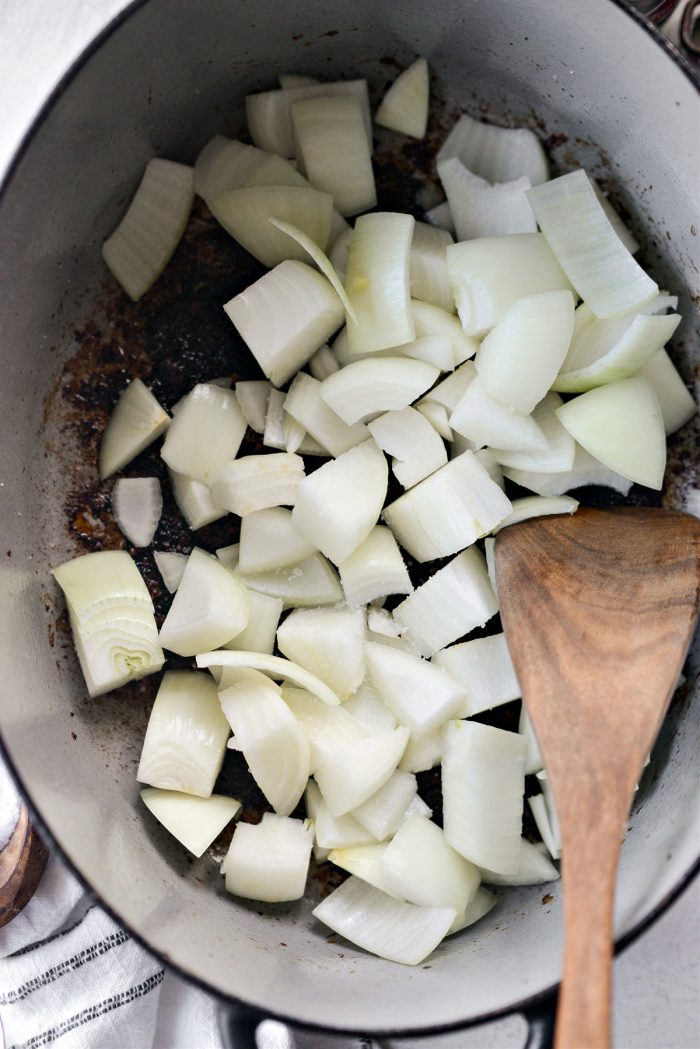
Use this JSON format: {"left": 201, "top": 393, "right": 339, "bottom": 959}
{"left": 495, "top": 506, "right": 700, "bottom": 1049}
{"left": 0, "top": 803, "right": 48, "bottom": 927}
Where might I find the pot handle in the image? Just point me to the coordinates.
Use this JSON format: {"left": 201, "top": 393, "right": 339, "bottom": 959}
{"left": 519, "top": 989, "right": 557, "bottom": 1049}
{"left": 217, "top": 1002, "right": 262, "bottom": 1049}
{"left": 218, "top": 1006, "right": 382, "bottom": 1049}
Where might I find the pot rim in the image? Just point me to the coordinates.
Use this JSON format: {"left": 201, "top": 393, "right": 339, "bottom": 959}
{"left": 0, "top": 0, "right": 697, "bottom": 1038}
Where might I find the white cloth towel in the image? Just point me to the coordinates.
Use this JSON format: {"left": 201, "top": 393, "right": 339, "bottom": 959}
{"left": 0, "top": 769, "right": 372, "bottom": 1049}
{"left": 0, "top": 765, "right": 222, "bottom": 1049}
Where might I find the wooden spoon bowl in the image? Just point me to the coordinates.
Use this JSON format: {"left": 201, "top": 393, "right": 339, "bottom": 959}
{"left": 495, "top": 506, "right": 700, "bottom": 1049}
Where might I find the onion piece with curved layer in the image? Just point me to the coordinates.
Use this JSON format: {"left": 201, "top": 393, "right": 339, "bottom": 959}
{"left": 210, "top": 453, "right": 305, "bottom": 516}
{"left": 442, "top": 720, "right": 526, "bottom": 875}
{"left": 528, "top": 794, "right": 561, "bottom": 861}
{"left": 137, "top": 670, "right": 229, "bottom": 797}
{"left": 284, "top": 372, "right": 369, "bottom": 457}
{"left": 196, "top": 650, "right": 341, "bottom": 707}
{"left": 158, "top": 548, "right": 250, "bottom": 657}
{"left": 398, "top": 335, "right": 454, "bottom": 371}
{"left": 328, "top": 842, "right": 390, "bottom": 892}
{"left": 320, "top": 357, "right": 439, "bottom": 426}
{"left": 438, "top": 158, "right": 536, "bottom": 240}
{"left": 437, "top": 112, "right": 549, "bottom": 186}
{"left": 476, "top": 291, "right": 575, "bottom": 413}
{"left": 409, "top": 222, "right": 454, "bottom": 313}
{"left": 350, "top": 771, "right": 418, "bottom": 841}
{"left": 449, "top": 887, "right": 498, "bottom": 934}
{"left": 308, "top": 344, "right": 340, "bottom": 380}
{"left": 312, "top": 875, "right": 455, "bottom": 966}
{"left": 345, "top": 213, "right": 416, "bottom": 356}
{"left": 194, "top": 136, "right": 268, "bottom": 202}
{"left": 246, "top": 79, "right": 372, "bottom": 158}
{"left": 314, "top": 727, "right": 410, "bottom": 816}
{"left": 527, "top": 170, "right": 658, "bottom": 318}
{"left": 381, "top": 815, "right": 480, "bottom": 928}
{"left": 556, "top": 377, "right": 666, "bottom": 490}
{"left": 168, "top": 470, "right": 225, "bottom": 530}
{"left": 342, "top": 680, "right": 398, "bottom": 735}
{"left": 154, "top": 551, "right": 188, "bottom": 594}
{"left": 447, "top": 234, "right": 573, "bottom": 337}
{"left": 338, "top": 525, "right": 413, "bottom": 608}
{"left": 224, "top": 260, "right": 344, "bottom": 387}
{"left": 398, "top": 729, "right": 443, "bottom": 774}
{"left": 591, "top": 181, "right": 640, "bottom": 256}
{"left": 450, "top": 377, "right": 548, "bottom": 454}
{"left": 553, "top": 312, "right": 681, "bottom": 393}
{"left": 419, "top": 360, "right": 476, "bottom": 412}
{"left": 269, "top": 217, "right": 357, "bottom": 320}
{"left": 638, "top": 349, "right": 696, "bottom": 435}
{"left": 293, "top": 439, "right": 388, "bottom": 565}
{"left": 519, "top": 705, "right": 543, "bottom": 775}
{"left": 412, "top": 301, "right": 478, "bottom": 366}
{"left": 284, "top": 689, "right": 367, "bottom": 771}
{"left": 416, "top": 401, "right": 453, "bottom": 441}
{"left": 492, "top": 392, "right": 575, "bottom": 475}
{"left": 493, "top": 495, "right": 579, "bottom": 533}
{"left": 367, "top": 407, "right": 447, "bottom": 489}
{"left": 480, "top": 837, "right": 559, "bottom": 886}
{"left": 238, "top": 507, "right": 316, "bottom": 574}
{"left": 392, "top": 547, "right": 498, "bottom": 658}
{"left": 382, "top": 451, "right": 512, "bottom": 563}
{"left": 141, "top": 788, "right": 241, "bottom": 858}
{"left": 365, "top": 642, "right": 466, "bottom": 739}
{"left": 160, "top": 383, "right": 247, "bottom": 483}
{"left": 102, "top": 159, "right": 194, "bottom": 301}
{"left": 223, "top": 813, "right": 313, "bottom": 902}
{"left": 223, "top": 590, "right": 282, "bottom": 657}
{"left": 111, "top": 477, "right": 162, "bottom": 549}
{"left": 240, "top": 551, "right": 343, "bottom": 609}
{"left": 305, "top": 779, "right": 374, "bottom": 850}
{"left": 99, "top": 379, "right": 170, "bottom": 480}
{"left": 433, "top": 633, "right": 521, "bottom": 718}
{"left": 503, "top": 442, "right": 633, "bottom": 498}
{"left": 219, "top": 669, "right": 310, "bottom": 816}
{"left": 243, "top": 151, "right": 309, "bottom": 189}
{"left": 210, "top": 185, "right": 333, "bottom": 267}
{"left": 474, "top": 448, "right": 505, "bottom": 488}
{"left": 262, "top": 388, "right": 325, "bottom": 456}
{"left": 292, "top": 95, "right": 376, "bottom": 217}
{"left": 235, "top": 380, "right": 272, "bottom": 435}
{"left": 52, "top": 550, "right": 164, "bottom": 698}
{"left": 277, "top": 606, "right": 366, "bottom": 701}
{"left": 375, "top": 58, "right": 429, "bottom": 139}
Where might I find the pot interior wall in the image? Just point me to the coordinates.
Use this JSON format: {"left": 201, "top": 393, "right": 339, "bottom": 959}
{"left": 0, "top": 0, "right": 698, "bottom": 1035}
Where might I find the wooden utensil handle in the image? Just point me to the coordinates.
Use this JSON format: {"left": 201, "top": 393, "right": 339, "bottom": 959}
{"left": 554, "top": 796, "right": 629, "bottom": 1049}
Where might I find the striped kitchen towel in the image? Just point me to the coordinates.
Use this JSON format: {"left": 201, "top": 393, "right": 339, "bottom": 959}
{"left": 0, "top": 807, "right": 221, "bottom": 1049}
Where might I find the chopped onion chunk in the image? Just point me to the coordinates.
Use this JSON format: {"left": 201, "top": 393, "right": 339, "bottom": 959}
{"left": 99, "top": 379, "right": 170, "bottom": 480}
{"left": 375, "top": 58, "right": 429, "bottom": 139}
{"left": 312, "top": 876, "right": 455, "bottom": 966}
{"left": 53, "top": 550, "right": 164, "bottom": 698}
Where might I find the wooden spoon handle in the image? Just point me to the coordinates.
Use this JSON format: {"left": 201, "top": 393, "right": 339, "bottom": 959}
{"left": 0, "top": 804, "right": 49, "bottom": 927}
{"left": 554, "top": 795, "right": 629, "bottom": 1049}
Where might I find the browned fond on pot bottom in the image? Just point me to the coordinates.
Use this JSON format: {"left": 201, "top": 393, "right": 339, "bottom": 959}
{"left": 495, "top": 507, "right": 700, "bottom": 1049}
